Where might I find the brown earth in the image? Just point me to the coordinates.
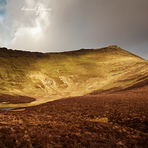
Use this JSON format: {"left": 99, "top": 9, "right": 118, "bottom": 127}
{"left": 0, "top": 94, "right": 36, "bottom": 104}
{"left": 0, "top": 83, "right": 147, "bottom": 147}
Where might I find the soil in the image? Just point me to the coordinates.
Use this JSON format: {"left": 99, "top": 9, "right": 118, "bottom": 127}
{"left": 0, "top": 85, "right": 147, "bottom": 147}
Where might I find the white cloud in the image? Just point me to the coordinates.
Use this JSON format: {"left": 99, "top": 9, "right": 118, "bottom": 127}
{"left": 6, "top": 0, "right": 51, "bottom": 51}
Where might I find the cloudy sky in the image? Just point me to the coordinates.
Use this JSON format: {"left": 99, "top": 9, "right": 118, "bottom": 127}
{"left": 0, "top": 0, "right": 148, "bottom": 60}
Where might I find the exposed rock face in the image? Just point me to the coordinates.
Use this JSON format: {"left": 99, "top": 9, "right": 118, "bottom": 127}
{"left": 0, "top": 46, "right": 148, "bottom": 105}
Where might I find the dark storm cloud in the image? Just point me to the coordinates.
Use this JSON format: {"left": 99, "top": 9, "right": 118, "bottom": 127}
{"left": 0, "top": 0, "right": 148, "bottom": 59}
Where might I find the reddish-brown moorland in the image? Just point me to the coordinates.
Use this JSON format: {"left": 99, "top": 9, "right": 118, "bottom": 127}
{"left": 0, "top": 94, "right": 36, "bottom": 104}
{"left": 0, "top": 82, "right": 147, "bottom": 147}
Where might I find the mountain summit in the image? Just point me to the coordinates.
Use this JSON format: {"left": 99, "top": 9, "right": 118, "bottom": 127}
{"left": 0, "top": 46, "right": 148, "bottom": 107}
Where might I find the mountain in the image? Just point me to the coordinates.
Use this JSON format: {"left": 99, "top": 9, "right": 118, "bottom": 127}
{"left": 0, "top": 45, "right": 148, "bottom": 107}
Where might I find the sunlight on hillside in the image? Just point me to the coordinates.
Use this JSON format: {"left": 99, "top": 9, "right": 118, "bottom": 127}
{"left": 0, "top": 46, "right": 148, "bottom": 107}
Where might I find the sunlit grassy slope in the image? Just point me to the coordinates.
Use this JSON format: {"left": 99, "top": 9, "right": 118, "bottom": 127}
{"left": 0, "top": 45, "right": 148, "bottom": 105}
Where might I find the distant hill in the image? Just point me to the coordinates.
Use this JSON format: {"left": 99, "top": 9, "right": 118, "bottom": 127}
{"left": 0, "top": 45, "right": 148, "bottom": 107}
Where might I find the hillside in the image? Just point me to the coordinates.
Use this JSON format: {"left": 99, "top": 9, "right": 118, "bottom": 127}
{"left": 0, "top": 45, "right": 148, "bottom": 107}
{"left": 0, "top": 45, "right": 148, "bottom": 147}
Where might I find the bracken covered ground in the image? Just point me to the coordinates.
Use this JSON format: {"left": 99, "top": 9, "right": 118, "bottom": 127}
{"left": 0, "top": 94, "right": 36, "bottom": 104}
{"left": 0, "top": 81, "right": 148, "bottom": 147}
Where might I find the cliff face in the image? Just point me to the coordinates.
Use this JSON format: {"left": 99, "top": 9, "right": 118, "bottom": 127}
{"left": 0, "top": 46, "right": 148, "bottom": 105}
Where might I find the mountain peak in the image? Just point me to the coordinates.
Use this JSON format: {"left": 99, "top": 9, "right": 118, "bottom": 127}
{"left": 108, "top": 45, "right": 120, "bottom": 48}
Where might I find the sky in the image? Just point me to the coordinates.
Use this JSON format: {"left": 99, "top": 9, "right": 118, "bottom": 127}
{"left": 0, "top": 0, "right": 148, "bottom": 60}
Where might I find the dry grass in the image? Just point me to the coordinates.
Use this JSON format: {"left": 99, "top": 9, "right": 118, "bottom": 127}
{"left": 11, "top": 108, "right": 26, "bottom": 111}
{"left": 0, "top": 46, "right": 148, "bottom": 107}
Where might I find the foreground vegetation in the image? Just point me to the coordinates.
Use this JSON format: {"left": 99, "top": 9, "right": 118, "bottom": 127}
{"left": 0, "top": 83, "right": 148, "bottom": 147}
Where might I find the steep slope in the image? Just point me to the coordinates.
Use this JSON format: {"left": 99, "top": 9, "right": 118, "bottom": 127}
{"left": 0, "top": 45, "right": 148, "bottom": 106}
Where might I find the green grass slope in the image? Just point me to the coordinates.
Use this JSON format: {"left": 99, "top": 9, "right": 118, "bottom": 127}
{"left": 0, "top": 45, "right": 148, "bottom": 106}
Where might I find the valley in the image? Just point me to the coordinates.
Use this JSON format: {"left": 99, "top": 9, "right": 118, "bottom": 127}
{"left": 0, "top": 46, "right": 148, "bottom": 147}
{"left": 0, "top": 45, "right": 148, "bottom": 107}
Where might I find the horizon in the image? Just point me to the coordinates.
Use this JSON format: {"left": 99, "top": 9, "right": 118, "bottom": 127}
{"left": 0, "top": 45, "right": 147, "bottom": 61}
